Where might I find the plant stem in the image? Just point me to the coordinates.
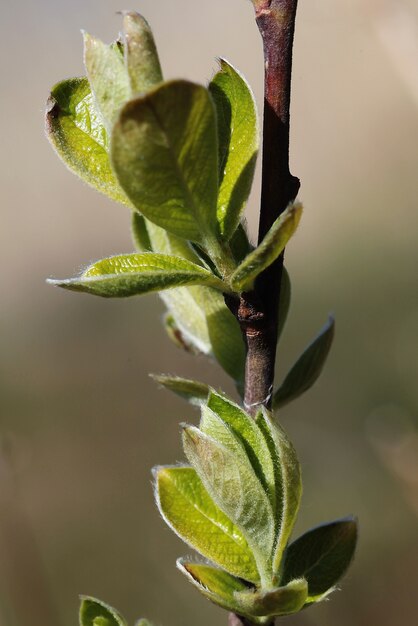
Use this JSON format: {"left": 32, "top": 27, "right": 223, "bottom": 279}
{"left": 230, "top": 1, "right": 300, "bottom": 619}
{"left": 238, "top": 0, "right": 300, "bottom": 415}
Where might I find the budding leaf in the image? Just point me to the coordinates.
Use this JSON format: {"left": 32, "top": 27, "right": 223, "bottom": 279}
{"left": 83, "top": 32, "right": 131, "bottom": 131}
{"left": 209, "top": 59, "right": 258, "bottom": 240}
{"left": 123, "top": 12, "right": 163, "bottom": 93}
{"left": 206, "top": 392, "right": 276, "bottom": 507}
{"left": 151, "top": 375, "right": 210, "bottom": 405}
{"left": 48, "top": 253, "right": 228, "bottom": 298}
{"left": 273, "top": 316, "right": 335, "bottom": 410}
{"left": 230, "top": 203, "right": 303, "bottom": 292}
{"left": 111, "top": 80, "right": 219, "bottom": 244}
{"left": 177, "top": 559, "right": 250, "bottom": 616}
{"left": 183, "top": 423, "right": 275, "bottom": 579}
{"left": 79, "top": 597, "right": 126, "bottom": 626}
{"left": 235, "top": 578, "right": 308, "bottom": 617}
{"left": 281, "top": 518, "right": 358, "bottom": 600}
{"left": 45, "top": 78, "right": 129, "bottom": 206}
{"left": 256, "top": 409, "right": 302, "bottom": 573}
{"left": 155, "top": 465, "right": 259, "bottom": 583}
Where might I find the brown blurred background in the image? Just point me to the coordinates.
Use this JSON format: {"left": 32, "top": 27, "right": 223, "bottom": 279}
{"left": 1, "top": 1, "right": 417, "bottom": 625}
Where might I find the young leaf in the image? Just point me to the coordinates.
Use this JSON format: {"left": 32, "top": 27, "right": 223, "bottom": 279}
{"left": 256, "top": 409, "right": 302, "bottom": 575}
{"left": 209, "top": 59, "right": 259, "bottom": 240}
{"left": 281, "top": 518, "right": 358, "bottom": 599}
{"left": 45, "top": 78, "right": 129, "bottom": 206}
{"left": 123, "top": 12, "right": 163, "bottom": 93}
{"left": 83, "top": 32, "right": 131, "bottom": 131}
{"left": 183, "top": 423, "right": 275, "bottom": 583}
{"left": 177, "top": 559, "right": 250, "bottom": 616}
{"left": 151, "top": 375, "right": 209, "bottom": 405}
{"left": 230, "top": 202, "right": 303, "bottom": 292}
{"left": 163, "top": 313, "right": 203, "bottom": 355}
{"left": 48, "top": 253, "right": 228, "bottom": 298}
{"left": 273, "top": 316, "right": 335, "bottom": 410}
{"left": 206, "top": 392, "right": 276, "bottom": 507}
{"left": 79, "top": 597, "right": 127, "bottom": 626}
{"left": 234, "top": 578, "right": 308, "bottom": 617}
{"left": 111, "top": 80, "right": 219, "bottom": 245}
{"left": 154, "top": 465, "right": 259, "bottom": 583}
{"left": 131, "top": 213, "right": 152, "bottom": 252}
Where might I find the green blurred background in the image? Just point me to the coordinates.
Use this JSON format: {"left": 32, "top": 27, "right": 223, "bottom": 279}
{"left": 1, "top": 1, "right": 417, "bottom": 625}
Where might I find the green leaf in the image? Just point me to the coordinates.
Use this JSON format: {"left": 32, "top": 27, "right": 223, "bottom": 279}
{"left": 205, "top": 392, "right": 276, "bottom": 507}
{"left": 79, "top": 597, "right": 126, "bottom": 626}
{"left": 151, "top": 375, "right": 209, "bottom": 405}
{"left": 177, "top": 559, "right": 250, "bottom": 615}
{"left": 183, "top": 423, "right": 275, "bottom": 585}
{"left": 122, "top": 12, "right": 163, "bottom": 93}
{"left": 131, "top": 213, "right": 152, "bottom": 252}
{"left": 83, "top": 32, "right": 131, "bottom": 131}
{"left": 163, "top": 313, "right": 203, "bottom": 355}
{"left": 45, "top": 78, "right": 129, "bottom": 206}
{"left": 230, "top": 222, "right": 253, "bottom": 264}
{"left": 256, "top": 409, "right": 302, "bottom": 575}
{"left": 281, "top": 518, "right": 358, "bottom": 599}
{"left": 277, "top": 267, "right": 291, "bottom": 343}
{"left": 154, "top": 465, "right": 259, "bottom": 583}
{"left": 48, "top": 253, "right": 228, "bottom": 298}
{"left": 273, "top": 316, "right": 335, "bottom": 410}
{"left": 209, "top": 59, "right": 259, "bottom": 240}
{"left": 230, "top": 203, "right": 303, "bottom": 292}
{"left": 111, "top": 80, "right": 219, "bottom": 245}
{"left": 234, "top": 578, "right": 308, "bottom": 617}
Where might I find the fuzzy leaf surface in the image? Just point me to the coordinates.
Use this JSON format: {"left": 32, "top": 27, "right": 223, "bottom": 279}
{"left": 111, "top": 80, "right": 219, "bottom": 244}
{"left": 230, "top": 203, "right": 302, "bottom": 292}
{"left": 123, "top": 12, "right": 163, "bottom": 93}
{"left": 282, "top": 518, "right": 358, "bottom": 599}
{"left": 235, "top": 578, "right": 308, "bottom": 617}
{"left": 209, "top": 59, "right": 258, "bottom": 240}
{"left": 49, "top": 253, "right": 227, "bottom": 298}
{"left": 256, "top": 409, "right": 302, "bottom": 574}
{"left": 152, "top": 375, "right": 209, "bottom": 405}
{"left": 206, "top": 392, "right": 276, "bottom": 506}
{"left": 45, "top": 78, "right": 129, "bottom": 206}
{"left": 79, "top": 597, "right": 126, "bottom": 626}
{"left": 155, "top": 466, "right": 259, "bottom": 582}
{"left": 83, "top": 33, "right": 131, "bottom": 130}
{"left": 183, "top": 423, "right": 275, "bottom": 582}
{"left": 273, "top": 316, "right": 335, "bottom": 410}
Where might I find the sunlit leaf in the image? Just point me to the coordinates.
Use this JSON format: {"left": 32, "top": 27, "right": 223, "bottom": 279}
{"left": 111, "top": 80, "right": 219, "bottom": 245}
{"left": 273, "top": 316, "right": 335, "bottom": 410}
{"left": 45, "top": 78, "right": 129, "bottom": 206}
{"left": 235, "top": 578, "right": 308, "bottom": 617}
{"left": 48, "top": 253, "right": 228, "bottom": 297}
{"left": 209, "top": 59, "right": 259, "bottom": 240}
{"left": 154, "top": 465, "right": 259, "bottom": 582}
{"left": 151, "top": 375, "right": 209, "bottom": 405}
{"left": 281, "top": 518, "right": 358, "bottom": 600}
{"left": 123, "top": 12, "right": 163, "bottom": 93}
{"left": 230, "top": 203, "right": 302, "bottom": 292}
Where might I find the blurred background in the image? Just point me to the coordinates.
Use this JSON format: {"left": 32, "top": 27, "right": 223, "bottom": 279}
{"left": 1, "top": 0, "right": 417, "bottom": 625}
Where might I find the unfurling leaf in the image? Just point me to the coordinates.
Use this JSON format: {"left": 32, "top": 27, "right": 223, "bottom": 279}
{"left": 182, "top": 423, "right": 275, "bottom": 582}
{"left": 79, "top": 597, "right": 127, "bottom": 626}
{"left": 256, "top": 408, "right": 302, "bottom": 574}
{"left": 230, "top": 202, "right": 302, "bottom": 292}
{"left": 122, "top": 12, "right": 163, "bottom": 93}
{"left": 281, "top": 517, "right": 358, "bottom": 601}
{"left": 83, "top": 32, "right": 131, "bottom": 130}
{"left": 209, "top": 59, "right": 259, "bottom": 240}
{"left": 151, "top": 375, "right": 209, "bottom": 405}
{"left": 45, "top": 78, "right": 129, "bottom": 206}
{"left": 154, "top": 465, "right": 259, "bottom": 582}
{"left": 48, "top": 253, "right": 228, "bottom": 298}
{"left": 111, "top": 80, "right": 219, "bottom": 245}
{"left": 273, "top": 316, "right": 335, "bottom": 410}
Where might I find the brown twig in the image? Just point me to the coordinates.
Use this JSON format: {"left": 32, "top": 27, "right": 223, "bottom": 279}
{"left": 230, "top": 1, "right": 300, "bottom": 624}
